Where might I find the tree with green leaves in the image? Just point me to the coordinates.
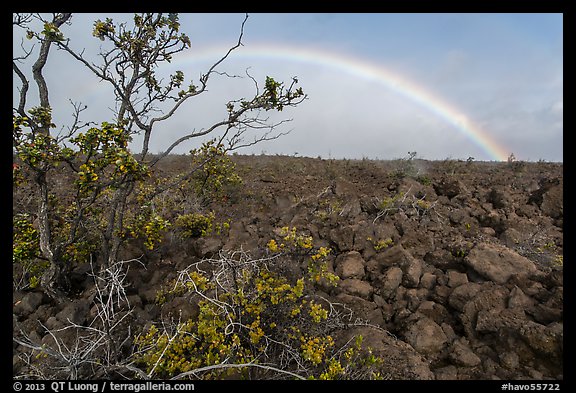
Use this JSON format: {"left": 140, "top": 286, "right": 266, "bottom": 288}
{"left": 13, "top": 13, "right": 306, "bottom": 301}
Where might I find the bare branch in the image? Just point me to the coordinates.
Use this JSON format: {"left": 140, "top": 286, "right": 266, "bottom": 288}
{"left": 13, "top": 13, "right": 33, "bottom": 27}
{"left": 54, "top": 100, "right": 95, "bottom": 142}
{"left": 170, "top": 362, "right": 307, "bottom": 381}
{"left": 32, "top": 13, "right": 72, "bottom": 111}
{"left": 13, "top": 62, "right": 29, "bottom": 116}
{"left": 13, "top": 258, "right": 141, "bottom": 379}
{"left": 148, "top": 13, "right": 249, "bottom": 128}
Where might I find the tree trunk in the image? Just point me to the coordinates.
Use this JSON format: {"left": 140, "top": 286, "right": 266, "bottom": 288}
{"left": 37, "top": 172, "right": 70, "bottom": 301}
{"left": 32, "top": 13, "right": 72, "bottom": 301}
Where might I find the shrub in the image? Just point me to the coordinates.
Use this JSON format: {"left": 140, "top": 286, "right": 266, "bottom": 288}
{"left": 515, "top": 239, "right": 564, "bottom": 270}
{"left": 278, "top": 226, "right": 313, "bottom": 250}
{"left": 125, "top": 206, "right": 171, "bottom": 250}
{"left": 367, "top": 237, "right": 393, "bottom": 252}
{"left": 188, "top": 139, "right": 242, "bottom": 203}
{"left": 372, "top": 187, "right": 441, "bottom": 223}
{"left": 13, "top": 213, "right": 46, "bottom": 289}
{"left": 269, "top": 226, "right": 339, "bottom": 286}
{"left": 416, "top": 175, "right": 432, "bottom": 186}
{"left": 174, "top": 212, "right": 215, "bottom": 238}
{"left": 313, "top": 198, "right": 342, "bottom": 221}
{"left": 134, "top": 249, "right": 384, "bottom": 380}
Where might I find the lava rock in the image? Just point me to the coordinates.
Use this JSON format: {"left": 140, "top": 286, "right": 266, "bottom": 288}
{"left": 404, "top": 316, "right": 448, "bottom": 355}
{"left": 465, "top": 242, "right": 537, "bottom": 284}
{"left": 335, "top": 251, "right": 366, "bottom": 279}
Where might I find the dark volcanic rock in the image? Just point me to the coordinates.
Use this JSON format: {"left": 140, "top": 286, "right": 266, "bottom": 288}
{"left": 335, "top": 251, "right": 366, "bottom": 279}
{"left": 13, "top": 292, "right": 47, "bottom": 317}
{"left": 56, "top": 300, "right": 90, "bottom": 325}
{"left": 403, "top": 316, "right": 448, "bottom": 355}
{"left": 378, "top": 267, "right": 403, "bottom": 299}
{"left": 338, "top": 326, "right": 435, "bottom": 379}
{"left": 448, "top": 282, "right": 482, "bottom": 312}
{"left": 449, "top": 337, "right": 481, "bottom": 367}
{"left": 433, "top": 178, "right": 463, "bottom": 199}
{"left": 338, "top": 278, "right": 374, "bottom": 300}
{"left": 12, "top": 156, "right": 563, "bottom": 380}
{"left": 447, "top": 270, "right": 468, "bottom": 288}
{"left": 464, "top": 242, "right": 537, "bottom": 284}
{"left": 528, "top": 177, "right": 561, "bottom": 214}
{"left": 377, "top": 245, "right": 423, "bottom": 288}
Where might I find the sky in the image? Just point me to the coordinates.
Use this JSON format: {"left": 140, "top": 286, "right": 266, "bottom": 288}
{"left": 13, "top": 13, "right": 563, "bottom": 162}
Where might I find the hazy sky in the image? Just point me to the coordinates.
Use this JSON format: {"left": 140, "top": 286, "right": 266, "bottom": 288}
{"left": 13, "top": 13, "right": 563, "bottom": 161}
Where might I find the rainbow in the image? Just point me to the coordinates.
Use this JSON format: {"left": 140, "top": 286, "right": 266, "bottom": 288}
{"left": 75, "top": 43, "right": 511, "bottom": 161}
{"left": 166, "top": 43, "right": 510, "bottom": 161}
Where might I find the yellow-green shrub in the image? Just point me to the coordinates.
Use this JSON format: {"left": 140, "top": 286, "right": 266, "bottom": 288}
{"left": 13, "top": 213, "right": 46, "bottom": 288}
{"left": 188, "top": 139, "right": 242, "bottom": 203}
{"left": 174, "top": 211, "right": 215, "bottom": 238}
{"left": 268, "top": 227, "right": 339, "bottom": 286}
{"left": 132, "top": 247, "right": 384, "bottom": 380}
{"left": 125, "top": 210, "right": 171, "bottom": 250}
{"left": 367, "top": 237, "right": 393, "bottom": 251}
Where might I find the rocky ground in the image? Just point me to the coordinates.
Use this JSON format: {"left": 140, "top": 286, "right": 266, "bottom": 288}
{"left": 13, "top": 155, "right": 563, "bottom": 380}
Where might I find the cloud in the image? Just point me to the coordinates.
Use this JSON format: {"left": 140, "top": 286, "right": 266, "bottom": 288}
{"left": 13, "top": 13, "right": 563, "bottom": 162}
{"left": 549, "top": 100, "right": 563, "bottom": 116}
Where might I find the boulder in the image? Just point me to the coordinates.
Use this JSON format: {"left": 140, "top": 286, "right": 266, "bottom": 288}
{"left": 13, "top": 292, "right": 46, "bottom": 317}
{"left": 434, "top": 365, "right": 458, "bottom": 380}
{"left": 519, "top": 321, "right": 563, "bottom": 361}
{"left": 416, "top": 300, "right": 451, "bottom": 326}
{"left": 337, "top": 326, "right": 434, "bottom": 380}
{"left": 335, "top": 293, "right": 382, "bottom": 326}
{"left": 338, "top": 198, "right": 362, "bottom": 219}
{"left": 499, "top": 228, "right": 525, "bottom": 248}
{"left": 449, "top": 338, "right": 481, "bottom": 367}
{"left": 540, "top": 184, "right": 563, "bottom": 219}
{"left": 432, "top": 285, "right": 452, "bottom": 304}
{"left": 487, "top": 187, "right": 510, "bottom": 209}
{"left": 475, "top": 307, "right": 526, "bottom": 333}
{"left": 193, "top": 237, "right": 222, "bottom": 258}
{"left": 447, "top": 270, "right": 468, "bottom": 288}
{"left": 448, "top": 282, "right": 482, "bottom": 312}
{"left": 44, "top": 316, "right": 63, "bottom": 330}
{"left": 499, "top": 351, "right": 520, "bottom": 371}
{"left": 329, "top": 225, "right": 356, "bottom": 251}
{"left": 335, "top": 251, "right": 365, "bottom": 279}
{"left": 419, "top": 272, "right": 437, "bottom": 289}
{"left": 424, "top": 249, "right": 458, "bottom": 270}
{"left": 378, "top": 245, "right": 423, "bottom": 288}
{"left": 441, "top": 322, "right": 457, "bottom": 343}
{"left": 161, "top": 296, "right": 200, "bottom": 322}
{"left": 527, "top": 304, "right": 563, "bottom": 325}
{"left": 399, "top": 230, "right": 434, "bottom": 259}
{"left": 465, "top": 242, "right": 537, "bottom": 284}
{"left": 56, "top": 300, "right": 90, "bottom": 326}
{"left": 339, "top": 278, "right": 374, "bottom": 300}
{"left": 223, "top": 220, "right": 254, "bottom": 250}
{"left": 508, "top": 286, "right": 535, "bottom": 309}
{"left": 379, "top": 267, "right": 403, "bottom": 299}
{"left": 433, "top": 178, "right": 463, "bottom": 199}
{"left": 404, "top": 316, "right": 448, "bottom": 355}
{"left": 459, "top": 284, "right": 509, "bottom": 337}
{"left": 274, "top": 193, "right": 294, "bottom": 210}
{"left": 448, "top": 209, "right": 467, "bottom": 225}
{"left": 401, "top": 256, "right": 423, "bottom": 288}
{"left": 528, "top": 178, "right": 562, "bottom": 219}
